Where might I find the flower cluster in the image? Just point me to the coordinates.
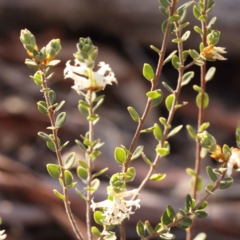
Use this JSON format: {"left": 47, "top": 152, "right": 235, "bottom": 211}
{"left": 90, "top": 186, "right": 140, "bottom": 226}
{"left": 201, "top": 44, "right": 227, "bottom": 61}
{"left": 64, "top": 60, "right": 117, "bottom": 93}
{"left": 227, "top": 148, "right": 240, "bottom": 176}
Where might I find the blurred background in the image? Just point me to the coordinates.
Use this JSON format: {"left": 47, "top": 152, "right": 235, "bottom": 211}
{"left": 0, "top": 0, "right": 240, "bottom": 239}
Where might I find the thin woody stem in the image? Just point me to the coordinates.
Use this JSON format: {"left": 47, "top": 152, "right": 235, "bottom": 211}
{"left": 188, "top": 1, "right": 208, "bottom": 240}
{"left": 41, "top": 72, "right": 84, "bottom": 240}
{"left": 86, "top": 90, "right": 94, "bottom": 240}
{"left": 120, "top": 1, "right": 178, "bottom": 239}
{"left": 133, "top": 20, "right": 186, "bottom": 197}
{"left": 123, "top": 0, "right": 178, "bottom": 172}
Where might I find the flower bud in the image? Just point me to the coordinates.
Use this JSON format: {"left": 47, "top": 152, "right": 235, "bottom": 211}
{"left": 20, "top": 29, "right": 38, "bottom": 57}
{"left": 207, "top": 30, "right": 220, "bottom": 45}
{"left": 46, "top": 39, "right": 61, "bottom": 58}
{"left": 197, "top": 131, "right": 216, "bottom": 151}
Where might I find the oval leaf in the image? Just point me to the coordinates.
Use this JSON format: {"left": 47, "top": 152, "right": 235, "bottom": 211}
{"left": 167, "top": 125, "right": 183, "bottom": 138}
{"left": 150, "top": 173, "right": 166, "bottom": 181}
{"left": 181, "top": 71, "right": 194, "bottom": 86}
{"left": 131, "top": 146, "right": 144, "bottom": 160}
{"left": 206, "top": 166, "right": 218, "bottom": 182}
{"left": 56, "top": 112, "right": 67, "bottom": 128}
{"left": 64, "top": 152, "right": 76, "bottom": 169}
{"left": 127, "top": 106, "right": 140, "bottom": 122}
{"left": 114, "top": 147, "right": 127, "bottom": 164}
{"left": 46, "top": 164, "right": 61, "bottom": 179}
{"left": 143, "top": 63, "right": 154, "bottom": 81}
{"left": 196, "top": 93, "right": 209, "bottom": 109}
{"left": 165, "top": 94, "right": 175, "bottom": 111}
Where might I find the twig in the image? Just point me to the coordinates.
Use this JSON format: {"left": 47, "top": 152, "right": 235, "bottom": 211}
{"left": 188, "top": 1, "right": 208, "bottom": 239}
{"left": 41, "top": 72, "right": 84, "bottom": 240}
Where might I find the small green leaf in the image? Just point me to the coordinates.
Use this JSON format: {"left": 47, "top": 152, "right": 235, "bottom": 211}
{"left": 114, "top": 147, "right": 127, "bottom": 164}
{"left": 171, "top": 55, "right": 180, "bottom": 69}
{"left": 64, "top": 152, "right": 76, "bottom": 169}
{"left": 94, "top": 211, "right": 104, "bottom": 226}
{"left": 87, "top": 114, "right": 99, "bottom": 122}
{"left": 127, "top": 106, "right": 140, "bottom": 122}
{"left": 196, "top": 92, "right": 209, "bottom": 109}
{"left": 150, "top": 173, "right": 166, "bottom": 181}
{"left": 198, "top": 201, "right": 208, "bottom": 210}
{"left": 150, "top": 45, "right": 160, "bottom": 54}
{"left": 55, "top": 100, "right": 65, "bottom": 112}
{"left": 177, "top": 217, "right": 193, "bottom": 229}
{"left": 64, "top": 170, "right": 73, "bottom": 187}
{"left": 153, "top": 123, "right": 163, "bottom": 141}
{"left": 92, "top": 167, "right": 108, "bottom": 179}
{"left": 91, "top": 226, "right": 101, "bottom": 238}
{"left": 167, "top": 205, "right": 175, "bottom": 220}
{"left": 56, "top": 112, "right": 67, "bottom": 128}
{"left": 131, "top": 146, "right": 144, "bottom": 160}
{"left": 38, "top": 132, "right": 52, "bottom": 142}
{"left": 162, "top": 82, "right": 174, "bottom": 93}
{"left": 165, "top": 94, "right": 175, "bottom": 111}
{"left": 181, "top": 30, "right": 191, "bottom": 41}
{"left": 167, "top": 125, "right": 183, "bottom": 138}
{"left": 143, "top": 63, "right": 155, "bottom": 81}
{"left": 205, "top": 67, "right": 216, "bottom": 81}
{"left": 75, "top": 139, "right": 87, "bottom": 152}
{"left": 159, "top": 117, "right": 171, "bottom": 129}
{"left": 186, "top": 168, "right": 197, "bottom": 177}
{"left": 219, "top": 177, "right": 233, "bottom": 189}
{"left": 46, "top": 164, "right": 61, "bottom": 179}
{"left": 193, "top": 5, "right": 201, "bottom": 19}
{"left": 75, "top": 188, "right": 86, "bottom": 201}
{"left": 78, "top": 104, "right": 89, "bottom": 117}
{"left": 156, "top": 147, "right": 169, "bottom": 157}
{"left": 47, "top": 59, "right": 61, "bottom": 67}
{"left": 146, "top": 90, "right": 161, "bottom": 99}
{"left": 206, "top": 166, "right": 218, "bottom": 182}
{"left": 159, "top": 0, "right": 170, "bottom": 8}
{"left": 93, "top": 98, "right": 104, "bottom": 111}
{"left": 89, "top": 178, "right": 100, "bottom": 193}
{"left": 140, "top": 126, "right": 155, "bottom": 133}
{"left": 194, "top": 26, "right": 203, "bottom": 35}
{"left": 189, "top": 49, "right": 200, "bottom": 60}
{"left": 30, "top": 71, "right": 42, "bottom": 86}
{"left": 124, "top": 167, "right": 136, "bottom": 182}
{"left": 181, "top": 71, "right": 194, "bottom": 86}
{"left": 136, "top": 221, "right": 145, "bottom": 237}
{"left": 25, "top": 58, "right": 39, "bottom": 71}
{"left": 205, "top": 184, "right": 214, "bottom": 194}
{"left": 193, "top": 85, "right": 203, "bottom": 93}
{"left": 151, "top": 90, "right": 163, "bottom": 107}
{"left": 159, "top": 6, "right": 168, "bottom": 17}
{"left": 53, "top": 189, "right": 65, "bottom": 201}
{"left": 194, "top": 210, "right": 208, "bottom": 218}
{"left": 141, "top": 152, "right": 152, "bottom": 166}
{"left": 185, "top": 194, "right": 192, "bottom": 212}
{"left": 37, "top": 101, "right": 48, "bottom": 115}
{"left": 49, "top": 90, "right": 56, "bottom": 104}
{"left": 199, "top": 122, "right": 210, "bottom": 132}
{"left": 46, "top": 141, "right": 56, "bottom": 152}
{"left": 164, "top": 50, "right": 177, "bottom": 64}
{"left": 161, "top": 209, "right": 172, "bottom": 226}
{"left": 186, "top": 125, "right": 197, "bottom": 139}
{"left": 77, "top": 166, "right": 88, "bottom": 180}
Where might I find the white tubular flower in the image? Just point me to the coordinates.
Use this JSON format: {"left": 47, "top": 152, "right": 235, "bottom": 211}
{"left": 201, "top": 45, "right": 227, "bottom": 61}
{"left": 90, "top": 187, "right": 140, "bottom": 226}
{"left": 0, "top": 230, "right": 6, "bottom": 240}
{"left": 64, "top": 60, "right": 117, "bottom": 93}
{"left": 227, "top": 148, "right": 240, "bottom": 176}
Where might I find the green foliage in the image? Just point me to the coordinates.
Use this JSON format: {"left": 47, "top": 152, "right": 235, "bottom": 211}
{"left": 143, "top": 63, "right": 155, "bottom": 81}
{"left": 127, "top": 106, "right": 140, "bottom": 122}
{"left": 131, "top": 146, "right": 144, "bottom": 160}
{"left": 114, "top": 147, "right": 127, "bottom": 164}
{"left": 136, "top": 221, "right": 145, "bottom": 237}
